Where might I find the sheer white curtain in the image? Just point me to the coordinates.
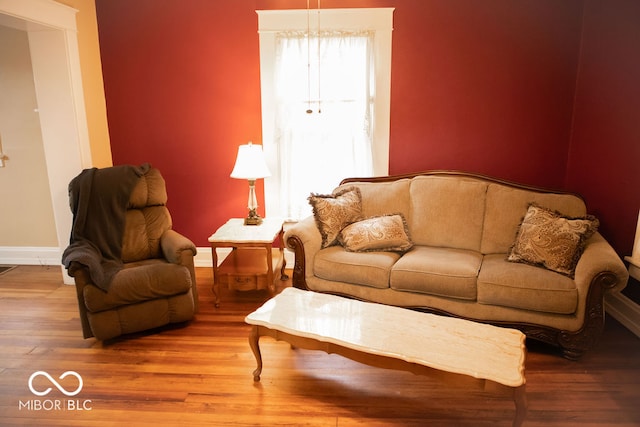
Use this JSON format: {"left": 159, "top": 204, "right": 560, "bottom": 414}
{"left": 273, "top": 30, "right": 375, "bottom": 220}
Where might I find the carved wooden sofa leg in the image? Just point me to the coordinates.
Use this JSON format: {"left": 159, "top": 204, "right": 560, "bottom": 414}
{"left": 558, "top": 305, "right": 609, "bottom": 360}
{"left": 558, "top": 311, "right": 605, "bottom": 360}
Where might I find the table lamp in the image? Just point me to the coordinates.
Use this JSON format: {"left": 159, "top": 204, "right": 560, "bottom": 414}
{"left": 230, "top": 142, "right": 271, "bottom": 225}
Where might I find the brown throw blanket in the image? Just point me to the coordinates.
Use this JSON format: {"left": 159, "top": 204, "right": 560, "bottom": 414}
{"left": 62, "top": 163, "right": 150, "bottom": 291}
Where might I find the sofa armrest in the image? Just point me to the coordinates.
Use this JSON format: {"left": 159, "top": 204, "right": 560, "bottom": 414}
{"left": 284, "top": 216, "right": 322, "bottom": 289}
{"left": 554, "top": 232, "right": 629, "bottom": 359}
{"left": 574, "top": 232, "right": 629, "bottom": 295}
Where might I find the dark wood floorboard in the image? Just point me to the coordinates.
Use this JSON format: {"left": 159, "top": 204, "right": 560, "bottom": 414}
{"left": 0, "top": 265, "right": 639, "bottom": 426}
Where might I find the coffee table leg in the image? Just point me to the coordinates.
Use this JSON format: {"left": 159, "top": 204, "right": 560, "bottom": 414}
{"left": 249, "top": 325, "right": 263, "bottom": 382}
{"left": 512, "top": 384, "right": 527, "bottom": 427}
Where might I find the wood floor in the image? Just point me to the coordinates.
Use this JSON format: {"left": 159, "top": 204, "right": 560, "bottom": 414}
{"left": 1, "top": 265, "right": 639, "bottom": 426}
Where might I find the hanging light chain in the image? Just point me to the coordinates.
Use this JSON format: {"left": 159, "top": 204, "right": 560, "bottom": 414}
{"left": 306, "top": 0, "right": 313, "bottom": 114}
{"left": 306, "top": 0, "right": 322, "bottom": 114}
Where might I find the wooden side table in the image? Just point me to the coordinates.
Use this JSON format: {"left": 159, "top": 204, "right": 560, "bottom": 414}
{"left": 208, "top": 218, "right": 287, "bottom": 307}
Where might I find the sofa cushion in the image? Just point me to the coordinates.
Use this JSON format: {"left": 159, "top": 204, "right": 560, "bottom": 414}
{"left": 339, "top": 214, "right": 413, "bottom": 253}
{"left": 409, "top": 176, "right": 487, "bottom": 251}
{"left": 336, "top": 178, "right": 411, "bottom": 220}
{"left": 83, "top": 261, "right": 192, "bottom": 312}
{"left": 309, "top": 186, "right": 363, "bottom": 248}
{"left": 390, "top": 246, "right": 482, "bottom": 300}
{"left": 481, "top": 183, "right": 588, "bottom": 254}
{"left": 507, "top": 204, "right": 599, "bottom": 277}
{"left": 478, "top": 254, "right": 578, "bottom": 314}
{"left": 314, "top": 246, "right": 400, "bottom": 289}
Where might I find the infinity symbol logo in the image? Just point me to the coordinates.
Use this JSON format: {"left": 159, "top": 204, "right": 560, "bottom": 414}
{"left": 28, "top": 371, "right": 83, "bottom": 397}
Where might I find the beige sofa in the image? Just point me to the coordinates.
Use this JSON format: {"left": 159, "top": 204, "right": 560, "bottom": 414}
{"left": 284, "top": 171, "right": 629, "bottom": 359}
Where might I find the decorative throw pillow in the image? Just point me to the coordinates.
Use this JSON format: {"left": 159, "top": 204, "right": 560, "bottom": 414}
{"left": 308, "top": 187, "right": 363, "bottom": 248}
{"left": 339, "top": 214, "right": 414, "bottom": 253}
{"left": 507, "top": 203, "right": 599, "bottom": 277}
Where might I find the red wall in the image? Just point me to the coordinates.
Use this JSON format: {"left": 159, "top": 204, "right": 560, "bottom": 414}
{"left": 389, "top": 0, "right": 582, "bottom": 187}
{"left": 97, "top": 0, "right": 264, "bottom": 245}
{"left": 566, "top": 0, "right": 640, "bottom": 256}
{"left": 96, "top": 0, "right": 636, "bottom": 256}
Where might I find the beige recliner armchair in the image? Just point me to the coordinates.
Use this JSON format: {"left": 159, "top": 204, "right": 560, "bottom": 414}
{"left": 62, "top": 164, "right": 198, "bottom": 340}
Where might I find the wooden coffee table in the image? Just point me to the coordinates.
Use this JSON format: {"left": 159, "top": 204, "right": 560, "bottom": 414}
{"left": 245, "top": 287, "right": 527, "bottom": 427}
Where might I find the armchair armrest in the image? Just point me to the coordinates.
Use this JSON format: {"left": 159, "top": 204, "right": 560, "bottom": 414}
{"left": 161, "top": 229, "right": 197, "bottom": 265}
{"left": 284, "top": 216, "right": 322, "bottom": 289}
{"left": 160, "top": 229, "right": 199, "bottom": 312}
{"left": 67, "top": 261, "right": 95, "bottom": 339}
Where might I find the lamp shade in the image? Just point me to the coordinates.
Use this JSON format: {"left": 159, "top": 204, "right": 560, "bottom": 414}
{"left": 230, "top": 142, "right": 271, "bottom": 180}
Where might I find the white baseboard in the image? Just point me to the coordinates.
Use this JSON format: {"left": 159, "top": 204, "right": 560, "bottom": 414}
{"left": 605, "top": 292, "right": 640, "bottom": 338}
{"left": 0, "top": 246, "right": 61, "bottom": 266}
{"left": 0, "top": 246, "right": 71, "bottom": 284}
{"left": 194, "top": 247, "right": 220, "bottom": 267}
{"left": 0, "top": 246, "right": 295, "bottom": 270}
{"left": 193, "top": 248, "right": 214, "bottom": 267}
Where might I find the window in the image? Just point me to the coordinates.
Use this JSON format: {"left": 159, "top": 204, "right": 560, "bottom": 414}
{"left": 257, "top": 8, "right": 394, "bottom": 220}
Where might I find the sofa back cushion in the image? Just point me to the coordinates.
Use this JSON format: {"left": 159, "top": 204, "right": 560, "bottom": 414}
{"left": 121, "top": 168, "right": 172, "bottom": 262}
{"left": 409, "top": 176, "right": 487, "bottom": 251}
{"left": 338, "top": 173, "right": 588, "bottom": 256}
{"left": 481, "top": 183, "right": 587, "bottom": 254}
{"left": 336, "top": 178, "right": 411, "bottom": 220}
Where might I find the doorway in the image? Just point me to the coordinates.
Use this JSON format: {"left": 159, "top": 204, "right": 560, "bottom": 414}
{"left": 0, "top": 0, "right": 92, "bottom": 284}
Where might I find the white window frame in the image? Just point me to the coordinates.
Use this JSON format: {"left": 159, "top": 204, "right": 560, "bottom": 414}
{"left": 257, "top": 8, "right": 394, "bottom": 219}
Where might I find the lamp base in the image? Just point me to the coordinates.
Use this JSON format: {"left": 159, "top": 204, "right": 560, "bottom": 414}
{"left": 244, "top": 209, "right": 263, "bottom": 226}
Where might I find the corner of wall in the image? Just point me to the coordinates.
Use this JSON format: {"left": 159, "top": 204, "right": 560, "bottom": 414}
{"left": 563, "top": 0, "right": 588, "bottom": 189}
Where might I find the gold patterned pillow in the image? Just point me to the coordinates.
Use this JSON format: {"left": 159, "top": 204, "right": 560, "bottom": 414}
{"left": 507, "top": 204, "right": 599, "bottom": 277}
{"left": 339, "top": 214, "right": 413, "bottom": 253}
{"left": 308, "top": 187, "right": 363, "bottom": 248}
